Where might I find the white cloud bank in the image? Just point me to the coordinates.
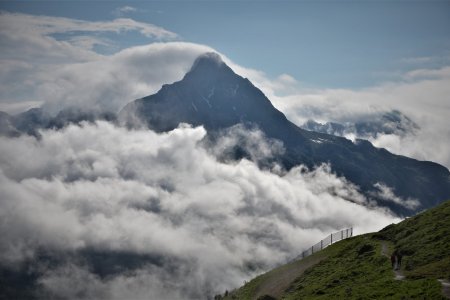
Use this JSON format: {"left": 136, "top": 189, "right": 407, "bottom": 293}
{"left": 0, "top": 122, "right": 398, "bottom": 298}
{"left": 372, "top": 183, "right": 420, "bottom": 210}
{"left": 0, "top": 11, "right": 179, "bottom": 113}
{"left": 269, "top": 69, "right": 450, "bottom": 169}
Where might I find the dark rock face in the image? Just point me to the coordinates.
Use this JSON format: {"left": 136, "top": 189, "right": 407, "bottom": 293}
{"left": 0, "top": 111, "right": 21, "bottom": 137}
{"left": 0, "top": 107, "right": 116, "bottom": 138}
{"left": 120, "top": 53, "right": 450, "bottom": 216}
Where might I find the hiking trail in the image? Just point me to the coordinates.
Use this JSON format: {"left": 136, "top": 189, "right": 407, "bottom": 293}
{"left": 439, "top": 279, "right": 450, "bottom": 299}
{"left": 252, "top": 254, "right": 326, "bottom": 300}
{"left": 381, "top": 240, "right": 450, "bottom": 298}
{"left": 380, "top": 241, "right": 405, "bottom": 280}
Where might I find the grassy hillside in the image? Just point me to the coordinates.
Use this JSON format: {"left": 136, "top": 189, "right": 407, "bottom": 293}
{"left": 375, "top": 200, "right": 450, "bottom": 281}
{"left": 223, "top": 200, "right": 450, "bottom": 299}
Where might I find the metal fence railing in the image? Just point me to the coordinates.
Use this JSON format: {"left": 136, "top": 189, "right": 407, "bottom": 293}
{"left": 300, "top": 227, "right": 353, "bottom": 259}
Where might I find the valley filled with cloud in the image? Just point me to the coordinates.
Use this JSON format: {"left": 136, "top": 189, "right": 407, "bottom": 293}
{"left": 0, "top": 121, "right": 398, "bottom": 298}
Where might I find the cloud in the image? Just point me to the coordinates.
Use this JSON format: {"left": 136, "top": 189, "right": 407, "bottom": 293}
{"left": 372, "top": 183, "right": 420, "bottom": 210}
{"left": 39, "top": 263, "right": 187, "bottom": 300}
{"left": 0, "top": 11, "right": 176, "bottom": 40}
{"left": 113, "top": 6, "right": 138, "bottom": 17}
{"left": 66, "top": 35, "right": 112, "bottom": 51}
{"left": 205, "top": 124, "right": 285, "bottom": 164}
{"left": 0, "top": 9, "right": 305, "bottom": 116}
{"left": 264, "top": 66, "right": 450, "bottom": 169}
{"left": 0, "top": 11, "right": 178, "bottom": 113}
{"left": 0, "top": 25, "right": 256, "bottom": 116}
{"left": 41, "top": 42, "right": 216, "bottom": 114}
{"left": 0, "top": 28, "right": 302, "bottom": 116}
{"left": 0, "top": 121, "right": 399, "bottom": 298}
{"left": 403, "top": 65, "right": 450, "bottom": 81}
{"left": 0, "top": 41, "right": 213, "bottom": 114}
{"left": 400, "top": 56, "right": 434, "bottom": 65}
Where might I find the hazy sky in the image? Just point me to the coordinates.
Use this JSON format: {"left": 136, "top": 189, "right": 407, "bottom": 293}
{"left": 2, "top": 0, "right": 450, "bottom": 88}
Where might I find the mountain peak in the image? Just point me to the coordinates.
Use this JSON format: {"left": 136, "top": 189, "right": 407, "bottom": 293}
{"left": 184, "top": 52, "right": 234, "bottom": 81}
{"left": 120, "top": 56, "right": 450, "bottom": 216}
{"left": 189, "top": 52, "right": 224, "bottom": 71}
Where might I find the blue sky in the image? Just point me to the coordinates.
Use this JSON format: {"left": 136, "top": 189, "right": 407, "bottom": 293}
{"left": 2, "top": 0, "right": 450, "bottom": 88}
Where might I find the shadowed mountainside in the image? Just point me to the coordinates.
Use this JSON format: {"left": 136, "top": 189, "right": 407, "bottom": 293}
{"left": 302, "top": 110, "right": 419, "bottom": 139}
{"left": 2, "top": 53, "right": 449, "bottom": 215}
{"left": 120, "top": 53, "right": 450, "bottom": 216}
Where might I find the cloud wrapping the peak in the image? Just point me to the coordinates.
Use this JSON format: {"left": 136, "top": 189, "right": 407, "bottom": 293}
{"left": 41, "top": 42, "right": 215, "bottom": 113}
{"left": 0, "top": 11, "right": 297, "bottom": 115}
{"left": 0, "top": 11, "right": 179, "bottom": 113}
{"left": 0, "top": 40, "right": 214, "bottom": 113}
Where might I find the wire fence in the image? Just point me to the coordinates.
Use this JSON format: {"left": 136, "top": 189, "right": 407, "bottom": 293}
{"left": 300, "top": 228, "right": 353, "bottom": 259}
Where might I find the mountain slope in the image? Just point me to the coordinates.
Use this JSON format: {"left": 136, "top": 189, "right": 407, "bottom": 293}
{"left": 120, "top": 53, "right": 450, "bottom": 216}
{"left": 302, "top": 110, "right": 419, "bottom": 139}
{"left": 0, "top": 107, "right": 116, "bottom": 137}
{"left": 223, "top": 200, "right": 450, "bottom": 300}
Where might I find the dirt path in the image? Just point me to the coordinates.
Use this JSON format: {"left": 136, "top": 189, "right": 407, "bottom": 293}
{"left": 438, "top": 279, "right": 450, "bottom": 299}
{"left": 380, "top": 241, "right": 405, "bottom": 280}
{"left": 253, "top": 254, "right": 326, "bottom": 300}
{"left": 381, "top": 241, "right": 450, "bottom": 297}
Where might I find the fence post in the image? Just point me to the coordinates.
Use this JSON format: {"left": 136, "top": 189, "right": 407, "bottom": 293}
{"left": 301, "top": 228, "right": 353, "bottom": 260}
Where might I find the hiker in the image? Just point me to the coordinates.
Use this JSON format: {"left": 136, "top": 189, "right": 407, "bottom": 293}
{"left": 391, "top": 250, "right": 398, "bottom": 270}
{"left": 397, "top": 251, "right": 402, "bottom": 269}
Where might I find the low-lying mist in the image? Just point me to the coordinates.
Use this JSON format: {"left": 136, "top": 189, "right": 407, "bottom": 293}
{"left": 0, "top": 121, "right": 399, "bottom": 299}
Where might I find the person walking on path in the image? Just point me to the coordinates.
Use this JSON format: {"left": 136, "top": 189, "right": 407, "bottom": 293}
{"left": 397, "top": 251, "right": 402, "bottom": 270}
{"left": 391, "top": 250, "right": 398, "bottom": 270}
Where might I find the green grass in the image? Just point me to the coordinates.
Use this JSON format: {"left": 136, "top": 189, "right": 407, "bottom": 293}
{"left": 224, "top": 253, "right": 326, "bottom": 300}
{"left": 282, "top": 235, "right": 443, "bottom": 299}
{"left": 375, "top": 200, "right": 450, "bottom": 281}
{"left": 223, "top": 200, "right": 450, "bottom": 299}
